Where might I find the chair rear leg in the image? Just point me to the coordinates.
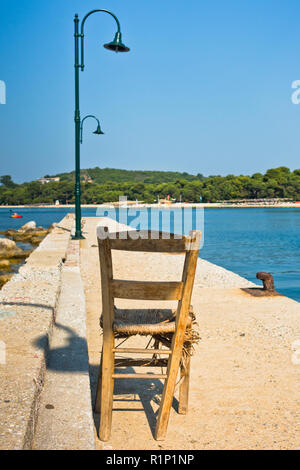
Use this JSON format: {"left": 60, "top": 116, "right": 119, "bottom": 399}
{"left": 152, "top": 339, "right": 160, "bottom": 360}
{"left": 178, "top": 351, "right": 191, "bottom": 414}
{"left": 99, "top": 338, "right": 115, "bottom": 442}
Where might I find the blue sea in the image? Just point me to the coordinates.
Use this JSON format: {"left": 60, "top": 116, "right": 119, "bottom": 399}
{"left": 0, "top": 207, "right": 299, "bottom": 302}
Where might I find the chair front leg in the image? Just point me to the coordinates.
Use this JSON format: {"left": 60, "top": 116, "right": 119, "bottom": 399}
{"left": 155, "top": 342, "right": 184, "bottom": 440}
{"left": 99, "top": 335, "right": 115, "bottom": 442}
{"left": 94, "top": 347, "right": 103, "bottom": 414}
{"left": 178, "top": 349, "right": 191, "bottom": 414}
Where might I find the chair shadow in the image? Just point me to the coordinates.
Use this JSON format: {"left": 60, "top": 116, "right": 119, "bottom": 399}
{"left": 91, "top": 364, "right": 179, "bottom": 439}
{"left": 33, "top": 323, "right": 179, "bottom": 438}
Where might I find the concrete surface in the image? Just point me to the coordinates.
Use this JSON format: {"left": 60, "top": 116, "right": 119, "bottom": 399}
{"left": 80, "top": 217, "right": 300, "bottom": 450}
{"left": 33, "top": 240, "right": 95, "bottom": 450}
{"left": 0, "top": 215, "right": 73, "bottom": 450}
{"left": 1, "top": 213, "right": 299, "bottom": 450}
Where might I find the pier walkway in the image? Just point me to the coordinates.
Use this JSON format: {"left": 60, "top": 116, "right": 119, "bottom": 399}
{"left": 0, "top": 215, "right": 299, "bottom": 450}
{"left": 81, "top": 217, "right": 300, "bottom": 450}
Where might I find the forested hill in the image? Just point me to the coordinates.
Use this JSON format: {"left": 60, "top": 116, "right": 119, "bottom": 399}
{"left": 1, "top": 166, "right": 300, "bottom": 205}
{"left": 49, "top": 167, "right": 201, "bottom": 184}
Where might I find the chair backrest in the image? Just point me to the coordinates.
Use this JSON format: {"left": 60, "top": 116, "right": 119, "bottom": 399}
{"left": 97, "top": 229, "right": 201, "bottom": 335}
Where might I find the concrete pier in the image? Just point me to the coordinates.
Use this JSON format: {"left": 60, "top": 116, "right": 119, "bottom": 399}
{"left": 81, "top": 217, "right": 300, "bottom": 450}
{"left": 33, "top": 239, "right": 94, "bottom": 450}
{"left": 0, "top": 215, "right": 74, "bottom": 449}
{"left": 0, "top": 215, "right": 299, "bottom": 450}
{"left": 0, "top": 215, "right": 94, "bottom": 450}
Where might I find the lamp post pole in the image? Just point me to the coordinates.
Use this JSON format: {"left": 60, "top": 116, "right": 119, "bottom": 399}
{"left": 74, "top": 14, "right": 82, "bottom": 239}
{"left": 73, "top": 9, "right": 130, "bottom": 239}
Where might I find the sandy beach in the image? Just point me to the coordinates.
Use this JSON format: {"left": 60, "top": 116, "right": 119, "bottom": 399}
{"left": 1, "top": 202, "right": 300, "bottom": 209}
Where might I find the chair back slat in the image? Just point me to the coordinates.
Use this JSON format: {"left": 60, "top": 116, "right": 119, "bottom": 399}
{"left": 111, "top": 280, "right": 183, "bottom": 301}
{"left": 97, "top": 229, "right": 191, "bottom": 253}
{"left": 98, "top": 228, "right": 201, "bottom": 319}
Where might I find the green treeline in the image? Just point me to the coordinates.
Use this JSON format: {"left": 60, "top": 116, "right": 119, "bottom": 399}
{"left": 52, "top": 167, "right": 199, "bottom": 184}
{"left": 1, "top": 166, "right": 300, "bottom": 205}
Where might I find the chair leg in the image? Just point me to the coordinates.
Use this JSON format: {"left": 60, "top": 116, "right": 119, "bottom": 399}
{"left": 178, "top": 351, "right": 191, "bottom": 414}
{"left": 155, "top": 344, "right": 183, "bottom": 441}
{"left": 99, "top": 337, "right": 115, "bottom": 442}
{"left": 152, "top": 339, "right": 160, "bottom": 360}
{"left": 94, "top": 348, "right": 103, "bottom": 414}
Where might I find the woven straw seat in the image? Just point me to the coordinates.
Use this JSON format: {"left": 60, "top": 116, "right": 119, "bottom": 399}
{"left": 100, "top": 308, "right": 193, "bottom": 336}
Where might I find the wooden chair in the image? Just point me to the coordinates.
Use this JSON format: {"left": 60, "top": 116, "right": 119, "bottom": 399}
{"left": 95, "top": 229, "right": 201, "bottom": 441}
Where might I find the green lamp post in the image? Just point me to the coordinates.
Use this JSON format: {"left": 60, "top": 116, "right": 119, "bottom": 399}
{"left": 73, "top": 9, "right": 130, "bottom": 239}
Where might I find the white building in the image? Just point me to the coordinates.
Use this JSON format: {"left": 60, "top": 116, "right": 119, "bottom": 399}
{"left": 38, "top": 177, "right": 60, "bottom": 184}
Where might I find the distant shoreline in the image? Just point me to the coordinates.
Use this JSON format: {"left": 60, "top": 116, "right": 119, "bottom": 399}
{"left": 1, "top": 203, "right": 300, "bottom": 209}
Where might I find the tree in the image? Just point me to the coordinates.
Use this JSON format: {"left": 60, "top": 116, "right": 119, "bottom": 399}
{"left": 0, "top": 175, "right": 16, "bottom": 188}
{"left": 0, "top": 167, "right": 297, "bottom": 204}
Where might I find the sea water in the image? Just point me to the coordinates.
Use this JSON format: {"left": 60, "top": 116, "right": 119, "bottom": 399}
{"left": 0, "top": 207, "right": 299, "bottom": 302}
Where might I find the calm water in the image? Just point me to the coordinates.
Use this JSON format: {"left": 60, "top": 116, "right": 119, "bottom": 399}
{"left": 0, "top": 207, "right": 299, "bottom": 302}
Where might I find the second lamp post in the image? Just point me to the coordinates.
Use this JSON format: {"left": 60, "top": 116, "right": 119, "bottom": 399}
{"left": 80, "top": 115, "right": 104, "bottom": 144}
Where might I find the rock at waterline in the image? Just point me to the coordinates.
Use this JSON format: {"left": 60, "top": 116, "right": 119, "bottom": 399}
{"left": 0, "top": 238, "right": 17, "bottom": 251}
{"left": 1, "top": 221, "right": 50, "bottom": 247}
{"left": 0, "top": 237, "right": 31, "bottom": 260}
{"left": 9, "top": 230, "right": 48, "bottom": 245}
{"left": 20, "top": 221, "right": 36, "bottom": 231}
{"left": 0, "top": 274, "right": 13, "bottom": 289}
{"left": 0, "top": 221, "right": 51, "bottom": 289}
{"left": 0, "top": 260, "right": 11, "bottom": 272}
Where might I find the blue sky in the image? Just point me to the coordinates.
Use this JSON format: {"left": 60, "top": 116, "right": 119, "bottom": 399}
{"left": 0, "top": 0, "right": 300, "bottom": 183}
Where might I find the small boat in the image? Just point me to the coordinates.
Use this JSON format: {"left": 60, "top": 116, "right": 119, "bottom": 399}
{"left": 10, "top": 212, "right": 23, "bottom": 219}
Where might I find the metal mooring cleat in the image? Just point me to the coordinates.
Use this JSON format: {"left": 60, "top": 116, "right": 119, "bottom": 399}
{"left": 242, "top": 272, "right": 280, "bottom": 297}
{"left": 256, "top": 272, "right": 275, "bottom": 292}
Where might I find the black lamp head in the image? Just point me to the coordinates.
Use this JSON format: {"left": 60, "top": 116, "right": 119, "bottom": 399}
{"left": 104, "top": 32, "right": 130, "bottom": 53}
{"left": 93, "top": 124, "right": 104, "bottom": 135}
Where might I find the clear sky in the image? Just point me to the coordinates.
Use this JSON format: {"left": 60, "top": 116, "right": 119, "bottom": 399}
{"left": 0, "top": 0, "right": 300, "bottom": 183}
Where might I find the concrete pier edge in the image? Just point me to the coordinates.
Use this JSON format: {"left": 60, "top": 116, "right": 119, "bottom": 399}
{"left": 33, "top": 238, "right": 95, "bottom": 450}
{"left": 0, "top": 215, "right": 74, "bottom": 449}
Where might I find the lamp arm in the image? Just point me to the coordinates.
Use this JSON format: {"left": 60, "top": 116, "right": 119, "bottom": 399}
{"left": 80, "top": 9, "right": 121, "bottom": 71}
{"left": 80, "top": 115, "right": 101, "bottom": 144}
